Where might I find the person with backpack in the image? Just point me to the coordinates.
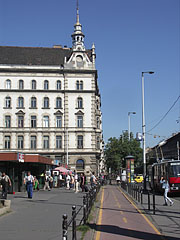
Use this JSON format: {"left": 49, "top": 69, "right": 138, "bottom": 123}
{"left": 0, "top": 172, "right": 11, "bottom": 199}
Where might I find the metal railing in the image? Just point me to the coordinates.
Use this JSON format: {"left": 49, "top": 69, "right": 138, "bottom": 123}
{"left": 62, "top": 183, "right": 101, "bottom": 240}
{"left": 120, "top": 182, "right": 156, "bottom": 215}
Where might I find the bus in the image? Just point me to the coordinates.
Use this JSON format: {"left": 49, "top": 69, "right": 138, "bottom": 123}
{"left": 149, "top": 160, "right": 180, "bottom": 194}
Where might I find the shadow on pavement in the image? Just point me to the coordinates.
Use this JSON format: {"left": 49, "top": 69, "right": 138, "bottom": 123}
{"left": 88, "top": 223, "right": 180, "bottom": 240}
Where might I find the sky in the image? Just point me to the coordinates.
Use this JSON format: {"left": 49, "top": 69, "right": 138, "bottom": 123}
{"left": 0, "top": 0, "right": 179, "bottom": 148}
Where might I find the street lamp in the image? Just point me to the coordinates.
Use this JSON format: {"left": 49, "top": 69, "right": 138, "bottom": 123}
{"left": 142, "top": 71, "right": 154, "bottom": 188}
{"left": 128, "top": 112, "right": 136, "bottom": 140}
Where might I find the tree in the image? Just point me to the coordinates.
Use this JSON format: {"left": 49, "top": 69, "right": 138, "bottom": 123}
{"left": 105, "top": 131, "right": 142, "bottom": 173}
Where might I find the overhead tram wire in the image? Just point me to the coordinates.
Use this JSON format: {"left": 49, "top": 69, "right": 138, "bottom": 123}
{"left": 147, "top": 95, "right": 180, "bottom": 133}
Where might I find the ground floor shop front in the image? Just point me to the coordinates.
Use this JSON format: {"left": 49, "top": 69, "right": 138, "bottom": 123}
{"left": 0, "top": 152, "right": 55, "bottom": 193}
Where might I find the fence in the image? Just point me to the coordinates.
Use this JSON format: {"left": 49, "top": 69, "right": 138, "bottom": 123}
{"left": 62, "top": 183, "right": 101, "bottom": 240}
{"left": 121, "top": 182, "right": 156, "bottom": 215}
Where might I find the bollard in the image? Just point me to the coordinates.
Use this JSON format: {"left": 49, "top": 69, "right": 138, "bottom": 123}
{"left": 62, "top": 214, "right": 68, "bottom": 240}
{"left": 86, "top": 193, "right": 89, "bottom": 215}
{"left": 138, "top": 187, "right": 140, "bottom": 202}
{"left": 135, "top": 186, "right": 138, "bottom": 200}
{"left": 83, "top": 195, "right": 87, "bottom": 225}
{"left": 153, "top": 191, "right": 155, "bottom": 215}
{"left": 72, "top": 206, "right": 77, "bottom": 240}
{"left": 141, "top": 187, "right": 143, "bottom": 204}
{"left": 148, "top": 191, "right": 150, "bottom": 211}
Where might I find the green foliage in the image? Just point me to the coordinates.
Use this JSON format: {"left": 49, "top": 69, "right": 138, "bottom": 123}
{"left": 105, "top": 131, "right": 143, "bottom": 172}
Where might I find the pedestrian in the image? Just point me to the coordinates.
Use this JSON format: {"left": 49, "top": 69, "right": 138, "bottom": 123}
{"left": 0, "top": 172, "right": 11, "bottom": 199}
{"left": 49, "top": 175, "right": 53, "bottom": 189}
{"left": 160, "top": 176, "right": 174, "bottom": 206}
{"left": 44, "top": 173, "right": 50, "bottom": 191}
{"left": 116, "top": 175, "right": 120, "bottom": 185}
{"left": 80, "top": 173, "right": 86, "bottom": 192}
{"left": 66, "top": 174, "right": 70, "bottom": 190}
{"left": 24, "top": 171, "right": 34, "bottom": 199}
{"left": 90, "top": 172, "right": 97, "bottom": 187}
{"left": 34, "top": 176, "right": 39, "bottom": 191}
{"left": 74, "top": 171, "right": 79, "bottom": 193}
{"left": 70, "top": 174, "right": 75, "bottom": 190}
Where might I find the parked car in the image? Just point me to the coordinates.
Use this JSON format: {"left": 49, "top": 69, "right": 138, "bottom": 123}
{"left": 134, "top": 175, "right": 144, "bottom": 183}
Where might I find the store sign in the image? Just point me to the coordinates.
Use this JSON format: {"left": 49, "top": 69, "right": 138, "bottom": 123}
{"left": 18, "top": 153, "right": 24, "bottom": 163}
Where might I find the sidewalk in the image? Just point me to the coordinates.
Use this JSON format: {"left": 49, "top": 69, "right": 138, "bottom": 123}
{"left": 134, "top": 189, "right": 180, "bottom": 240}
{"left": 85, "top": 185, "right": 180, "bottom": 240}
{"left": 0, "top": 188, "right": 85, "bottom": 240}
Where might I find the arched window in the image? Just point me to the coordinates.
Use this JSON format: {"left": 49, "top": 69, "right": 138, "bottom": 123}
{"left": 18, "top": 97, "right": 24, "bottom": 108}
{"left": 19, "top": 80, "right": 24, "bottom": 90}
{"left": 44, "top": 97, "right": 49, "bottom": 108}
{"left": 32, "top": 80, "right": 36, "bottom": 90}
{"left": 6, "top": 79, "right": 11, "bottom": 89}
{"left": 31, "top": 97, "right": 37, "bottom": 108}
{"left": 56, "top": 97, "right": 62, "bottom": 108}
{"left": 77, "top": 97, "right": 83, "bottom": 109}
{"left": 76, "top": 159, "right": 85, "bottom": 170}
{"left": 44, "top": 80, "right": 49, "bottom": 90}
{"left": 57, "top": 80, "right": 61, "bottom": 90}
{"left": 5, "top": 96, "right": 11, "bottom": 108}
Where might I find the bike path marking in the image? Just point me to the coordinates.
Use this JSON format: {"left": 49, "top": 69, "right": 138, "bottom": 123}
{"left": 118, "top": 187, "right": 162, "bottom": 236}
{"left": 95, "top": 188, "right": 104, "bottom": 240}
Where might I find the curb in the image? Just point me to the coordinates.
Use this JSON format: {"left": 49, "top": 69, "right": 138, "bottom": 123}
{"left": 83, "top": 187, "right": 103, "bottom": 240}
{"left": 0, "top": 206, "right": 11, "bottom": 216}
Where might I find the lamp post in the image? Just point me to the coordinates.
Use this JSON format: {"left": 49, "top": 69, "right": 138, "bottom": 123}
{"left": 128, "top": 112, "right": 136, "bottom": 140}
{"left": 142, "top": 71, "right": 154, "bottom": 188}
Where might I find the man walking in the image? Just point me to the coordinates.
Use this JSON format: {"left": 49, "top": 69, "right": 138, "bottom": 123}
{"left": 0, "top": 172, "right": 11, "bottom": 199}
{"left": 24, "top": 171, "right": 34, "bottom": 199}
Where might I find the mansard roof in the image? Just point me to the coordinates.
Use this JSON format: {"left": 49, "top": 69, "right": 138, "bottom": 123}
{"left": 0, "top": 46, "right": 92, "bottom": 66}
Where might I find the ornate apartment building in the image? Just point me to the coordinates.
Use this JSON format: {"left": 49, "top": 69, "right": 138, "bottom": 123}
{"left": 0, "top": 6, "right": 104, "bottom": 176}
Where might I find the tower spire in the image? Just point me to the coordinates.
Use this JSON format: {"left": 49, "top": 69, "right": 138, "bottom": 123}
{"left": 76, "top": 0, "right": 79, "bottom": 23}
{"left": 71, "top": 0, "right": 85, "bottom": 51}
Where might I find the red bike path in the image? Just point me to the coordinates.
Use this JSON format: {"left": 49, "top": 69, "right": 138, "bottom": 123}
{"left": 94, "top": 185, "right": 164, "bottom": 240}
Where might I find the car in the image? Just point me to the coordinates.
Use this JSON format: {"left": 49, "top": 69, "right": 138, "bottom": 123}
{"left": 134, "top": 175, "right": 144, "bottom": 183}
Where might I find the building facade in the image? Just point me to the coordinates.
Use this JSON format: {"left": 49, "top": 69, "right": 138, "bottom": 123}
{"left": 0, "top": 6, "right": 104, "bottom": 177}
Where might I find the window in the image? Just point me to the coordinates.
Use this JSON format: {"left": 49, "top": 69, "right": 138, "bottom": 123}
{"left": 56, "top": 97, "right": 62, "bottom": 108}
{"left": 80, "top": 81, "right": 83, "bottom": 90}
{"left": 43, "top": 97, "right": 49, "bottom": 108}
{"left": 96, "top": 136, "right": 100, "bottom": 149}
{"left": 56, "top": 116, "right": 62, "bottom": 128}
{"left": 5, "top": 116, "right": 11, "bottom": 128}
{"left": 97, "top": 117, "right": 100, "bottom": 128}
{"left": 76, "top": 159, "right": 85, "bottom": 170}
{"left": 5, "top": 96, "right": 11, "bottom": 108}
{"left": 18, "top": 116, "right": 24, "bottom": 128}
{"left": 44, "top": 80, "right": 49, "bottom": 90}
{"left": 43, "top": 136, "right": 49, "bottom": 149}
{"left": 57, "top": 80, "right": 61, "bottom": 90}
{"left": 31, "top": 97, "right": 37, "bottom": 108}
{"left": 77, "top": 135, "right": 83, "bottom": 149}
{"left": 56, "top": 136, "right": 62, "bottom": 149}
{"left": 32, "top": 80, "right": 36, "bottom": 90}
{"left": 43, "top": 116, "right": 49, "bottom": 127}
{"left": 18, "top": 97, "right": 24, "bottom": 108}
{"left": 77, "top": 97, "right": 83, "bottom": 109}
{"left": 18, "top": 136, "right": 24, "bottom": 149}
{"left": 6, "top": 79, "right": 11, "bottom": 89}
{"left": 19, "top": 80, "right": 24, "bottom": 90}
{"left": 31, "top": 136, "right": 37, "bottom": 149}
{"left": 77, "top": 116, "right": 83, "bottom": 128}
{"left": 31, "top": 116, "right": 37, "bottom": 128}
{"left": 76, "top": 81, "right": 80, "bottom": 90}
{"left": 76, "top": 80, "right": 83, "bottom": 90}
{"left": 5, "top": 136, "right": 11, "bottom": 149}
